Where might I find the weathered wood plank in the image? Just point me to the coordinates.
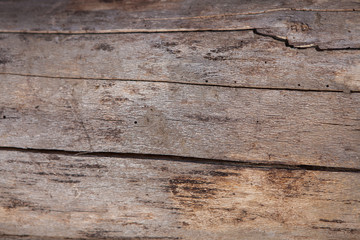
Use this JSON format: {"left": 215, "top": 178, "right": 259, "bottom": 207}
{"left": 0, "top": 0, "right": 359, "bottom": 49}
{"left": 1, "top": 75, "right": 359, "bottom": 168}
{"left": 0, "top": 150, "right": 359, "bottom": 239}
{"left": 1, "top": 31, "right": 359, "bottom": 92}
{"left": 1, "top": 2, "right": 359, "bottom": 240}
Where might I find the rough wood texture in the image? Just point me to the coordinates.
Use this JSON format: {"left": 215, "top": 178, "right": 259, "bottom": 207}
{"left": 1, "top": 31, "right": 360, "bottom": 92}
{"left": 1, "top": 1, "right": 360, "bottom": 239}
{"left": 1, "top": 75, "right": 360, "bottom": 168}
{"left": 0, "top": 0, "right": 359, "bottom": 49}
{"left": 1, "top": 150, "right": 360, "bottom": 240}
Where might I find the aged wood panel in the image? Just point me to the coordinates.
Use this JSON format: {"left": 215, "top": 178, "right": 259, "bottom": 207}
{"left": 0, "top": 0, "right": 359, "bottom": 49}
{"left": 1, "top": 75, "right": 359, "bottom": 168}
{"left": 1, "top": 1, "right": 360, "bottom": 239}
{"left": 1, "top": 31, "right": 360, "bottom": 92}
{"left": 0, "top": 150, "right": 359, "bottom": 239}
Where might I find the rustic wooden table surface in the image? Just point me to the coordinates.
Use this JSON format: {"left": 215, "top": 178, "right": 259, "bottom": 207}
{"left": 0, "top": 0, "right": 359, "bottom": 239}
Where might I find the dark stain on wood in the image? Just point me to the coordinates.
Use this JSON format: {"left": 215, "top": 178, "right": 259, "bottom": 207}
{"left": 61, "top": 163, "right": 107, "bottom": 169}
{"left": 50, "top": 179, "right": 81, "bottom": 183}
{"left": 319, "top": 219, "right": 345, "bottom": 223}
{"left": 169, "top": 176, "right": 216, "bottom": 198}
{"left": 153, "top": 41, "right": 181, "bottom": 55}
{"left": 185, "top": 114, "right": 232, "bottom": 123}
{"left": 0, "top": 48, "right": 11, "bottom": 65}
{"left": 311, "top": 226, "right": 360, "bottom": 234}
{"left": 265, "top": 169, "right": 314, "bottom": 198}
{"left": 4, "top": 198, "right": 35, "bottom": 210}
{"left": 209, "top": 41, "right": 247, "bottom": 53}
{"left": 93, "top": 43, "right": 114, "bottom": 52}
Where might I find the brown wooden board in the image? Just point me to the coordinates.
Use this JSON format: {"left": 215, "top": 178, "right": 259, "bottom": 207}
{"left": 1, "top": 75, "right": 359, "bottom": 168}
{"left": 0, "top": 0, "right": 360, "bottom": 49}
{"left": 0, "top": 150, "right": 359, "bottom": 239}
{"left": 1, "top": 31, "right": 360, "bottom": 92}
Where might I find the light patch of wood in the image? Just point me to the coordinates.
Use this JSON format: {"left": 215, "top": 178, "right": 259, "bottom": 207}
{"left": 335, "top": 62, "right": 360, "bottom": 92}
{"left": 67, "top": 0, "right": 182, "bottom": 12}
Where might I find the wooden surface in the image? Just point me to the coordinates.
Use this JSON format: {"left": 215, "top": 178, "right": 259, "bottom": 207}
{"left": 1, "top": 150, "right": 360, "bottom": 240}
{"left": 1, "top": 31, "right": 360, "bottom": 92}
{"left": 1, "top": 75, "right": 360, "bottom": 168}
{"left": 1, "top": 0, "right": 360, "bottom": 49}
{"left": 0, "top": 0, "right": 360, "bottom": 239}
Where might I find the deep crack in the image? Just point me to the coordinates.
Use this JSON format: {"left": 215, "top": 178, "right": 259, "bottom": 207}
{"left": 252, "top": 29, "right": 360, "bottom": 51}
{"left": 1, "top": 146, "right": 360, "bottom": 173}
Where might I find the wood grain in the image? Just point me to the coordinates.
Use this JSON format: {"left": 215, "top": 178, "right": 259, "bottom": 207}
{"left": 1, "top": 31, "right": 360, "bottom": 92}
{"left": 1, "top": 1, "right": 360, "bottom": 239}
{"left": 0, "top": 0, "right": 359, "bottom": 49}
{"left": 0, "top": 150, "right": 359, "bottom": 239}
{"left": 1, "top": 75, "right": 359, "bottom": 168}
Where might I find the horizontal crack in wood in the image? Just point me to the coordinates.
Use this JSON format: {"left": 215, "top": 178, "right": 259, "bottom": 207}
{"left": 1, "top": 146, "right": 359, "bottom": 173}
{"left": 143, "top": 8, "right": 360, "bottom": 21}
{"left": 0, "top": 233, "right": 179, "bottom": 240}
{"left": 1, "top": 72, "right": 359, "bottom": 93}
{"left": 0, "top": 28, "right": 254, "bottom": 34}
{"left": 252, "top": 29, "right": 360, "bottom": 51}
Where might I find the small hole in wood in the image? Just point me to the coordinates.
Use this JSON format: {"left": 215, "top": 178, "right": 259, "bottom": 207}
{"left": 234, "top": 81, "right": 237, "bottom": 84}
{"left": 298, "top": 84, "right": 301, "bottom": 86}
{"left": 134, "top": 121, "right": 137, "bottom": 124}
{"left": 3, "top": 116, "right": 6, "bottom": 119}
{"left": 264, "top": 61, "right": 267, "bottom": 64}
{"left": 326, "top": 85, "right": 329, "bottom": 88}
{"left": 205, "top": 80, "right": 208, "bottom": 83}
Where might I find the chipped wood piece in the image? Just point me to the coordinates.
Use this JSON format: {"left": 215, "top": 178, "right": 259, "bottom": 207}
{"left": 0, "top": 150, "right": 359, "bottom": 239}
{"left": 1, "top": 75, "right": 359, "bottom": 168}
{"left": 1, "top": 31, "right": 360, "bottom": 91}
{"left": 0, "top": 0, "right": 359, "bottom": 48}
